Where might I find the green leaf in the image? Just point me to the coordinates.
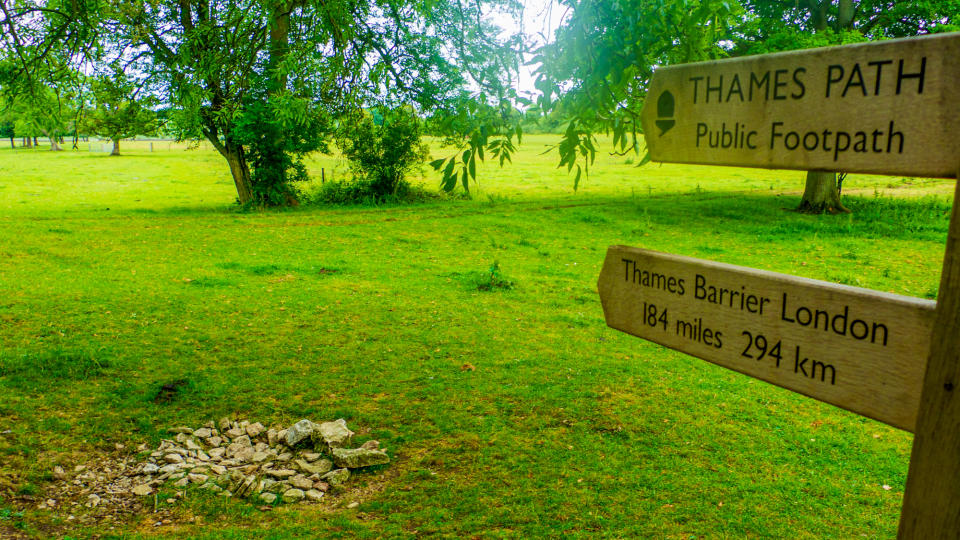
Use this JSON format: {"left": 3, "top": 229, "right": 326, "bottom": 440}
{"left": 429, "top": 158, "right": 446, "bottom": 170}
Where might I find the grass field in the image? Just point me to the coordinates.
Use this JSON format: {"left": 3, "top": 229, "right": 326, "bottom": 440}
{"left": 0, "top": 135, "right": 954, "bottom": 538}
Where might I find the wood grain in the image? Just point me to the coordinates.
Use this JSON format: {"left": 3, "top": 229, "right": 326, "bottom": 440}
{"left": 598, "top": 246, "right": 936, "bottom": 431}
{"left": 640, "top": 33, "right": 960, "bottom": 179}
{"left": 898, "top": 176, "right": 960, "bottom": 538}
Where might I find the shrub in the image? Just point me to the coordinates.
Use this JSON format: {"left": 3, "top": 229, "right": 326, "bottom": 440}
{"left": 335, "top": 106, "right": 429, "bottom": 201}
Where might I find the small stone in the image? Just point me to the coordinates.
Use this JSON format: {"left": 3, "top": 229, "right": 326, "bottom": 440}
{"left": 276, "top": 452, "right": 293, "bottom": 462}
{"left": 74, "top": 465, "right": 86, "bottom": 473}
{"left": 302, "top": 453, "right": 321, "bottom": 462}
{"left": 267, "top": 429, "right": 278, "bottom": 446}
{"left": 185, "top": 438, "right": 202, "bottom": 451}
{"left": 174, "top": 476, "right": 190, "bottom": 488}
{"left": 210, "top": 464, "right": 227, "bottom": 476}
{"left": 164, "top": 454, "right": 184, "bottom": 464}
{"left": 132, "top": 484, "right": 153, "bottom": 496}
{"left": 169, "top": 426, "right": 193, "bottom": 434}
{"left": 52, "top": 466, "right": 67, "bottom": 480}
{"left": 320, "top": 468, "right": 350, "bottom": 486}
{"left": 114, "top": 443, "right": 125, "bottom": 451}
{"left": 193, "top": 428, "right": 212, "bottom": 439}
{"left": 143, "top": 463, "right": 160, "bottom": 474}
{"left": 86, "top": 494, "right": 101, "bottom": 508}
{"left": 235, "top": 447, "right": 255, "bottom": 462}
{"left": 208, "top": 447, "right": 226, "bottom": 460}
{"left": 174, "top": 433, "right": 188, "bottom": 443}
{"left": 289, "top": 475, "right": 313, "bottom": 490}
{"left": 201, "top": 482, "right": 222, "bottom": 492}
{"left": 332, "top": 447, "right": 390, "bottom": 469}
{"left": 282, "top": 488, "right": 305, "bottom": 503}
{"left": 360, "top": 440, "right": 380, "bottom": 451}
{"left": 260, "top": 492, "right": 277, "bottom": 504}
{"left": 295, "top": 458, "right": 333, "bottom": 476}
{"left": 246, "top": 422, "right": 265, "bottom": 439}
{"left": 285, "top": 419, "right": 316, "bottom": 447}
{"left": 197, "top": 450, "right": 211, "bottom": 462}
{"left": 277, "top": 429, "right": 288, "bottom": 442}
{"left": 226, "top": 443, "right": 245, "bottom": 457}
{"left": 207, "top": 436, "right": 223, "bottom": 448}
{"left": 305, "top": 489, "right": 324, "bottom": 502}
{"left": 189, "top": 473, "right": 209, "bottom": 484}
{"left": 252, "top": 451, "right": 271, "bottom": 463}
{"left": 254, "top": 442, "right": 268, "bottom": 453}
{"left": 159, "top": 464, "right": 180, "bottom": 474}
{"left": 218, "top": 417, "right": 232, "bottom": 431}
{"left": 239, "top": 420, "right": 250, "bottom": 430}
{"left": 225, "top": 427, "right": 243, "bottom": 439}
{"left": 266, "top": 469, "right": 296, "bottom": 478}
{"left": 232, "top": 434, "right": 252, "bottom": 447}
{"left": 204, "top": 420, "right": 216, "bottom": 429}
{"left": 346, "top": 502, "right": 360, "bottom": 509}
{"left": 317, "top": 419, "right": 354, "bottom": 449}
{"left": 313, "top": 481, "right": 330, "bottom": 491}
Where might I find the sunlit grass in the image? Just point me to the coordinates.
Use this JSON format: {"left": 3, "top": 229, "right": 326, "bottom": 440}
{"left": 0, "top": 135, "right": 952, "bottom": 538}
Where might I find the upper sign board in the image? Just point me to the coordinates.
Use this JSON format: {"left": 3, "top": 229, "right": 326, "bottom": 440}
{"left": 640, "top": 33, "right": 960, "bottom": 178}
{"left": 598, "top": 246, "right": 937, "bottom": 432}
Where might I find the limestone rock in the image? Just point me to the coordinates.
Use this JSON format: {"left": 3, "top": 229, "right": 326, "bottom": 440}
{"left": 208, "top": 447, "right": 226, "bottom": 460}
{"left": 193, "top": 428, "right": 213, "bottom": 439}
{"left": 169, "top": 426, "right": 193, "bottom": 434}
{"left": 332, "top": 447, "right": 390, "bottom": 469}
{"left": 132, "top": 484, "right": 153, "bottom": 496}
{"left": 251, "top": 451, "right": 271, "bottom": 463}
{"left": 246, "top": 422, "right": 265, "bottom": 439}
{"left": 285, "top": 419, "right": 316, "bottom": 447}
{"left": 360, "top": 440, "right": 380, "bottom": 451}
{"left": 267, "top": 429, "right": 278, "bottom": 446}
{"left": 174, "top": 476, "right": 190, "bottom": 488}
{"left": 266, "top": 469, "right": 296, "bottom": 479}
{"left": 188, "top": 473, "right": 209, "bottom": 484}
{"left": 302, "top": 452, "right": 321, "bottom": 462}
{"left": 295, "top": 458, "right": 332, "bottom": 476}
{"left": 260, "top": 492, "right": 277, "bottom": 504}
{"left": 207, "top": 436, "right": 223, "bottom": 448}
{"left": 218, "top": 417, "right": 232, "bottom": 431}
{"left": 164, "top": 454, "right": 184, "bottom": 464}
{"left": 142, "top": 463, "right": 160, "bottom": 474}
{"left": 316, "top": 419, "right": 354, "bottom": 449}
{"left": 289, "top": 475, "right": 313, "bottom": 490}
{"left": 320, "top": 468, "right": 350, "bottom": 486}
{"left": 282, "top": 488, "right": 305, "bottom": 503}
{"left": 305, "top": 489, "right": 324, "bottom": 502}
{"left": 225, "top": 427, "right": 243, "bottom": 439}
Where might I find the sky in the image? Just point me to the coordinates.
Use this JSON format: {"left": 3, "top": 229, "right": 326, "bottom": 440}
{"left": 494, "top": 0, "right": 568, "bottom": 96}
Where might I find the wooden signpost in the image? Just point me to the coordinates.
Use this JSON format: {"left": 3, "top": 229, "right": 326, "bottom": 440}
{"left": 597, "top": 32, "right": 960, "bottom": 538}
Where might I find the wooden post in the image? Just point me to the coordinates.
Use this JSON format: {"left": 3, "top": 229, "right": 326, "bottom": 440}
{"left": 898, "top": 173, "right": 960, "bottom": 538}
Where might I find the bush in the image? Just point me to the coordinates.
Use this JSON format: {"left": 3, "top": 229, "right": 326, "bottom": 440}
{"left": 335, "top": 106, "right": 429, "bottom": 201}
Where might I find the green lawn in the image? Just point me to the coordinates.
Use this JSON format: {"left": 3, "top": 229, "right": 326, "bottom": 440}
{"left": 0, "top": 136, "right": 954, "bottom": 538}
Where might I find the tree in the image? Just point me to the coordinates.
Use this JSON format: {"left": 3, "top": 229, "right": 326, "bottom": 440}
{"left": 532, "top": 0, "right": 744, "bottom": 189}
{"left": 82, "top": 68, "right": 158, "bottom": 156}
{"left": 730, "top": 0, "right": 958, "bottom": 212}
{"left": 2, "top": 0, "right": 522, "bottom": 206}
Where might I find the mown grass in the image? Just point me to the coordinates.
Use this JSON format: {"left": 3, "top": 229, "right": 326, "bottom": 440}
{"left": 0, "top": 135, "right": 953, "bottom": 538}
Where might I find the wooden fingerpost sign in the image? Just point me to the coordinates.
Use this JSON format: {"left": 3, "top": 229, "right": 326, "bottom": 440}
{"left": 595, "top": 32, "right": 960, "bottom": 537}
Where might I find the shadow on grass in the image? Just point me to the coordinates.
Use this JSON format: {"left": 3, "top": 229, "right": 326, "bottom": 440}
{"left": 626, "top": 191, "right": 951, "bottom": 242}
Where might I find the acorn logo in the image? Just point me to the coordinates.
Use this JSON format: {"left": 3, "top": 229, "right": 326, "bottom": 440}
{"left": 655, "top": 90, "right": 675, "bottom": 136}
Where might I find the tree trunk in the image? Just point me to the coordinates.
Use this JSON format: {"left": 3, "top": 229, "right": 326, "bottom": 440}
{"left": 224, "top": 143, "right": 254, "bottom": 204}
{"left": 23, "top": 137, "right": 31, "bottom": 148}
{"left": 49, "top": 138, "right": 62, "bottom": 151}
{"left": 797, "top": 171, "right": 849, "bottom": 213}
{"left": 8, "top": 137, "right": 13, "bottom": 149}
{"left": 111, "top": 139, "right": 120, "bottom": 156}
{"left": 33, "top": 136, "right": 37, "bottom": 146}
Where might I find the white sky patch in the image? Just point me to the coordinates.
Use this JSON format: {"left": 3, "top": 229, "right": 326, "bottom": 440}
{"left": 493, "top": 0, "right": 568, "bottom": 97}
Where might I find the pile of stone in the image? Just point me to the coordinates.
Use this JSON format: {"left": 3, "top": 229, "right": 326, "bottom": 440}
{"left": 45, "top": 417, "right": 388, "bottom": 519}
{"left": 130, "top": 417, "right": 389, "bottom": 505}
